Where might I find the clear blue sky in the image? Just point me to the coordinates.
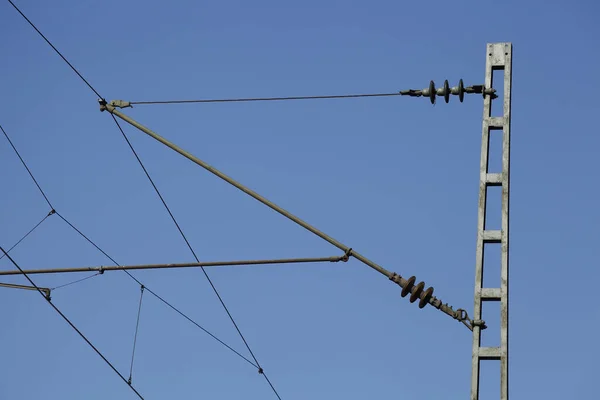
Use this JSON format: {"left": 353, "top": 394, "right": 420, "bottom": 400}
{"left": 1, "top": 1, "right": 598, "bottom": 399}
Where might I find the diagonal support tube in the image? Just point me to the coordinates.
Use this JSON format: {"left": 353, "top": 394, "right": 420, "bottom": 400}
{"left": 100, "top": 100, "right": 475, "bottom": 331}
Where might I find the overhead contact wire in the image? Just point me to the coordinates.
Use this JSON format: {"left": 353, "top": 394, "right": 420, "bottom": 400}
{"left": 7, "top": 0, "right": 103, "bottom": 99}
{"left": 142, "top": 285, "right": 258, "bottom": 368}
{"left": 8, "top": 2, "right": 281, "bottom": 394}
{"left": 0, "top": 247, "right": 145, "bottom": 399}
{"left": 1, "top": 120, "right": 253, "bottom": 369}
{"left": 110, "top": 115, "right": 283, "bottom": 400}
{"left": 57, "top": 211, "right": 255, "bottom": 366}
{"left": 1, "top": 123, "right": 53, "bottom": 209}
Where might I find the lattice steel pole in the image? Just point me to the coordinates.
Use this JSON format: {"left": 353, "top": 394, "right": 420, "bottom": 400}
{"left": 470, "top": 42, "right": 512, "bottom": 400}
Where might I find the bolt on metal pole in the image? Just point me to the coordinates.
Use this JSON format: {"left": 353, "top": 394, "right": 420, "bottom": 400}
{"left": 99, "top": 101, "right": 474, "bottom": 329}
{"left": 470, "top": 42, "right": 512, "bottom": 400}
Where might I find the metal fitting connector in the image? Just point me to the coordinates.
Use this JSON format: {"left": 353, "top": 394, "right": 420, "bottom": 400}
{"left": 110, "top": 100, "right": 132, "bottom": 109}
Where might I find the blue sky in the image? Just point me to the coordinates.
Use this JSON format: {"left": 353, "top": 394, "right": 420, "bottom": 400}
{"left": 1, "top": 0, "right": 598, "bottom": 399}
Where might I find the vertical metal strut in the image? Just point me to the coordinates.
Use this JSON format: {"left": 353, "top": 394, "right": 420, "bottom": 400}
{"left": 470, "top": 42, "right": 512, "bottom": 400}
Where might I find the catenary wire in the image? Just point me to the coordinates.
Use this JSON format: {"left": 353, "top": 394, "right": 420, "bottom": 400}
{"left": 56, "top": 211, "right": 257, "bottom": 366}
{"left": 128, "top": 285, "right": 145, "bottom": 384}
{"left": 110, "top": 113, "right": 283, "bottom": 400}
{"left": 8, "top": 3, "right": 281, "bottom": 395}
{"left": 7, "top": 0, "right": 103, "bottom": 99}
{"left": 0, "top": 247, "right": 145, "bottom": 399}
{"left": 1, "top": 117, "right": 258, "bottom": 369}
{"left": 142, "top": 285, "right": 258, "bottom": 368}
{"left": 129, "top": 92, "right": 401, "bottom": 105}
{"left": 0, "top": 210, "right": 53, "bottom": 261}
{"left": 1, "top": 123, "right": 53, "bottom": 209}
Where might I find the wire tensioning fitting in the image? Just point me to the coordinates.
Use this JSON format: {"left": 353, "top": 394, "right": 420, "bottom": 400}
{"left": 388, "top": 272, "right": 485, "bottom": 331}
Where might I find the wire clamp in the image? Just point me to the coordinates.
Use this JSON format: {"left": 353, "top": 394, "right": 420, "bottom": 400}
{"left": 340, "top": 248, "right": 353, "bottom": 262}
{"left": 48, "top": 209, "right": 56, "bottom": 216}
{"left": 110, "top": 100, "right": 133, "bottom": 109}
{"left": 98, "top": 266, "right": 105, "bottom": 275}
{"left": 258, "top": 367, "right": 264, "bottom": 374}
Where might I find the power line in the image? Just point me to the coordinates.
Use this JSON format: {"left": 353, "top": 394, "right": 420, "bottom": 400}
{"left": 9, "top": 3, "right": 280, "bottom": 395}
{"left": 1, "top": 123, "right": 54, "bottom": 209}
{"left": 55, "top": 212, "right": 259, "bottom": 367}
{"left": 0, "top": 210, "right": 54, "bottom": 261}
{"left": 1, "top": 117, "right": 258, "bottom": 371}
{"left": 7, "top": 0, "right": 103, "bottom": 99}
{"left": 56, "top": 212, "right": 119, "bottom": 265}
{"left": 0, "top": 247, "right": 145, "bottom": 399}
{"left": 110, "top": 113, "right": 283, "bottom": 400}
{"left": 129, "top": 92, "right": 401, "bottom": 105}
{"left": 142, "top": 285, "right": 259, "bottom": 368}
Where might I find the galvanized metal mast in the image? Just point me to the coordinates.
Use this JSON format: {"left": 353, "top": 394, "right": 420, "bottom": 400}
{"left": 471, "top": 42, "right": 512, "bottom": 400}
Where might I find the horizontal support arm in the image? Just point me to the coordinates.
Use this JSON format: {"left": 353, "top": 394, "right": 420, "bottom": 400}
{"left": 0, "top": 256, "right": 347, "bottom": 276}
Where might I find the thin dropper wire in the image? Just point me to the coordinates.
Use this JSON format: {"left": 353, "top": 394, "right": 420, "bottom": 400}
{"left": 0, "top": 211, "right": 53, "bottom": 261}
{"left": 128, "top": 285, "right": 145, "bottom": 384}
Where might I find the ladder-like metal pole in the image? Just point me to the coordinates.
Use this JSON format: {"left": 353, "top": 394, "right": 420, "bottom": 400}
{"left": 471, "top": 42, "right": 512, "bottom": 400}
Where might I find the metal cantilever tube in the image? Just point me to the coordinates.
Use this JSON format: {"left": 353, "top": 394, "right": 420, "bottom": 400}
{"left": 100, "top": 100, "right": 476, "bottom": 331}
{"left": 0, "top": 256, "right": 346, "bottom": 276}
